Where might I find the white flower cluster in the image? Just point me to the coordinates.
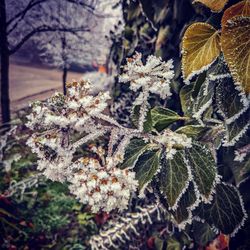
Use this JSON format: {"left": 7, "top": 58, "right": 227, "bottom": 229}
{"left": 69, "top": 157, "right": 138, "bottom": 213}
{"left": 119, "top": 52, "right": 174, "bottom": 99}
{"left": 156, "top": 129, "right": 192, "bottom": 159}
{"left": 26, "top": 80, "right": 110, "bottom": 132}
{"left": 26, "top": 133, "right": 73, "bottom": 182}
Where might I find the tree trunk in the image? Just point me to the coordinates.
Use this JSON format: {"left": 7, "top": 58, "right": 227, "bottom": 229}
{"left": 62, "top": 66, "right": 67, "bottom": 95}
{"left": 0, "top": 0, "right": 11, "bottom": 129}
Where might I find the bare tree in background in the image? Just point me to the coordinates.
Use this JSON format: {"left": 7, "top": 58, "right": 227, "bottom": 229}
{"left": 35, "top": 0, "right": 123, "bottom": 95}
{"left": 0, "top": 0, "right": 97, "bottom": 128}
{"left": 34, "top": 1, "right": 95, "bottom": 95}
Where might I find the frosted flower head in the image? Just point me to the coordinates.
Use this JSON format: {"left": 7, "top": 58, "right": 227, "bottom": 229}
{"left": 69, "top": 157, "right": 138, "bottom": 213}
{"left": 156, "top": 129, "right": 192, "bottom": 159}
{"left": 119, "top": 52, "right": 174, "bottom": 99}
{"left": 26, "top": 80, "right": 110, "bottom": 132}
{"left": 26, "top": 133, "right": 73, "bottom": 182}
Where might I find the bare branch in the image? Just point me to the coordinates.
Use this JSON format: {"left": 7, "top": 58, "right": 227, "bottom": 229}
{"left": 9, "top": 25, "right": 90, "bottom": 55}
{"left": 7, "top": 0, "right": 49, "bottom": 28}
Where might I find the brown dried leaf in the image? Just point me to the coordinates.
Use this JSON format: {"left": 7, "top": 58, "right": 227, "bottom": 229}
{"left": 221, "top": 0, "right": 250, "bottom": 27}
{"left": 182, "top": 23, "right": 221, "bottom": 82}
{"left": 193, "top": 0, "right": 228, "bottom": 12}
{"left": 221, "top": 16, "right": 250, "bottom": 94}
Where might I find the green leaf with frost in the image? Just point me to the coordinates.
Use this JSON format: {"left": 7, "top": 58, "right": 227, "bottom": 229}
{"left": 192, "top": 78, "right": 215, "bottom": 119}
{"left": 121, "top": 138, "right": 151, "bottom": 169}
{"left": 216, "top": 76, "right": 248, "bottom": 123}
{"left": 131, "top": 105, "right": 152, "bottom": 132}
{"left": 223, "top": 108, "right": 250, "bottom": 146}
{"left": 180, "top": 84, "right": 194, "bottom": 116}
{"left": 192, "top": 221, "right": 217, "bottom": 247}
{"left": 192, "top": 71, "right": 207, "bottom": 99}
{"left": 134, "top": 149, "right": 161, "bottom": 190}
{"left": 171, "top": 182, "right": 197, "bottom": 225}
{"left": 175, "top": 125, "right": 210, "bottom": 139}
{"left": 160, "top": 150, "right": 190, "bottom": 209}
{"left": 151, "top": 107, "right": 185, "bottom": 132}
{"left": 194, "top": 183, "right": 247, "bottom": 236}
{"left": 186, "top": 142, "right": 218, "bottom": 201}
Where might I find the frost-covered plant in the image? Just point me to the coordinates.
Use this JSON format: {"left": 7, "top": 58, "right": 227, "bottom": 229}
{"left": 27, "top": 50, "right": 248, "bottom": 249}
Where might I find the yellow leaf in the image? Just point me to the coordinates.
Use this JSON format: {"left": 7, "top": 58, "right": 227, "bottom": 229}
{"left": 182, "top": 23, "right": 221, "bottom": 82}
{"left": 221, "top": 0, "right": 250, "bottom": 27}
{"left": 193, "top": 0, "right": 228, "bottom": 12}
{"left": 221, "top": 16, "right": 250, "bottom": 94}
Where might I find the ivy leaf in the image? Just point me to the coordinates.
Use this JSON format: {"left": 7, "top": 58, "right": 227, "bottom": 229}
{"left": 134, "top": 149, "right": 161, "bottom": 190}
{"left": 121, "top": 138, "right": 151, "bottom": 169}
{"left": 194, "top": 183, "right": 247, "bottom": 236}
{"left": 221, "top": 0, "right": 250, "bottom": 27}
{"left": 191, "top": 71, "right": 207, "bottom": 99}
{"left": 180, "top": 84, "right": 194, "bottom": 116}
{"left": 216, "top": 75, "right": 249, "bottom": 123}
{"left": 182, "top": 23, "right": 221, "bottom": 82}
{"left": 175, "top": 125, "right": 210, "bottom": 140}
{"left": 131, "top": 105, "right": 153, "bottom": 132}
{"left": 223, "top": 108, "right": 250, "bottom": 146}
{"left": 151, "top": 107, "right": 185, "bottom": 132}
{"left": 192, "top": 77, "right": 215, "bottom": 120}
{"left": 171, "top": 182, "right": 198, "bottom": 226}
{"left": 192, "top": 221, "right": 217, "bottom": 247}
{"left": 185, "top": 142, "right": 218, "bottom": 202}
{"left": 193, "top": 0, "right": 228, "bottom": 12}
{"left": 221, "top": 16, "right": 250, "bottom": 94}
{"left": 160, "top": 150, "right": 191, "bottom": 210}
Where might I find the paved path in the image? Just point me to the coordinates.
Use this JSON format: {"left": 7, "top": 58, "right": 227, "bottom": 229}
{"left": 9, "top": 63, "right": 83, "bottom": 111}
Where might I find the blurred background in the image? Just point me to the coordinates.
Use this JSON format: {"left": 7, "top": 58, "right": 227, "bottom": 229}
{"left": 1, "top": 0, "right": 122, "bottom": 116}
{"left": 1, "top": 0, "right": 249, "bottom": 249}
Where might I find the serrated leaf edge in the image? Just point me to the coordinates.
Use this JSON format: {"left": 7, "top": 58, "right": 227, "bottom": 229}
{"left": 223, "top": 120, "right": 250, "bottom": 147}
{"left": 192, "top": 77, "right": 214, "bottom": 120}
{"left": 182, "top": 58, "right": 217, "bottom": 85}
{"left": 226, "top": 183, "right": 248, "bottom": 237}
{"left": 185, "top": 143, "right": 222, "bottom": 203}
{"left": 167, "top": 154, "right": 193, "bottom": 211}
{"left": 215, "top": 74, "right": 250, "bottom": 124}
{"left": 138, "top": 149, "right": 162, "bottom": 198}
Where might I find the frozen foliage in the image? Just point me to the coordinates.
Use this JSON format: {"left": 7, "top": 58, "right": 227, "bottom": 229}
{"left": 119, "top": 52, "right": 174, "bottom": 99}
{"left": 90, "top": 204, "right": 165, "bottom": 249}
{"left": 26, "top": 53, "right": 178, "bottom": 214}
{"left": 26, "top": 52, "right": 248, "bottom": 245}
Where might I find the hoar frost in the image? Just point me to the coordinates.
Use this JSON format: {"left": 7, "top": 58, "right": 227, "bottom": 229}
{"left": 157, "top": 129, "right": 192, "bottom": 159}
{"left": 26, "top": 80, "right": 110, "bottom": 132}
{"left": 69, "top": 157, "right": 138, "bottom": 213}
{"left": 119, "top": 52, "right": 174, "bottom": 99}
